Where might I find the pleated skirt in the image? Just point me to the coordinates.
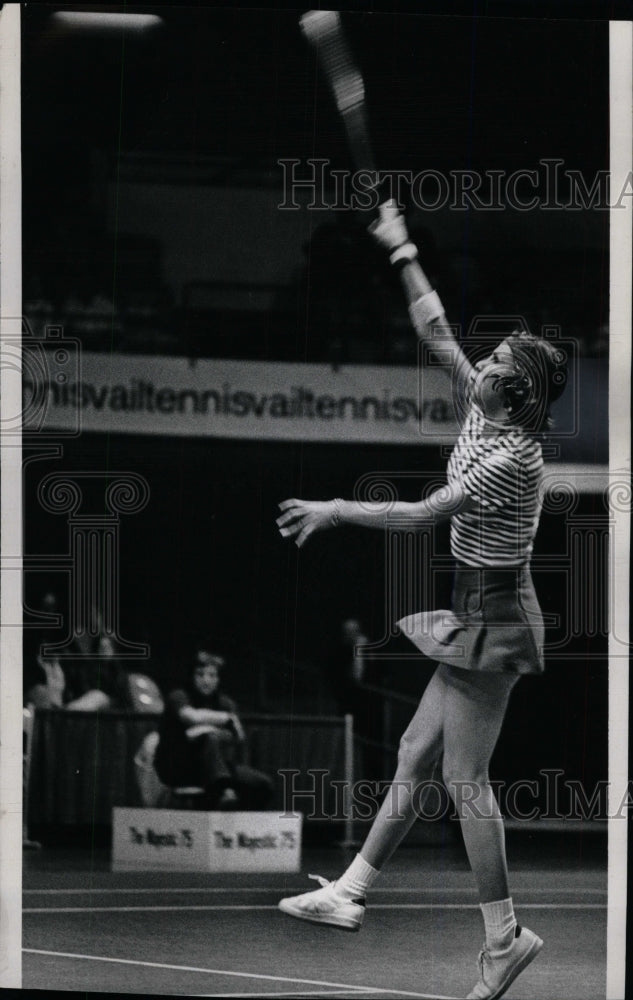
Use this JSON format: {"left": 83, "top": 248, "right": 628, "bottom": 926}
{"left": 397, "top": 564, "right": 545, "bottom": 675}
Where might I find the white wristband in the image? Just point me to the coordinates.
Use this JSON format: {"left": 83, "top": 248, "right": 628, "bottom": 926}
{"left": 330, "top": 498, "right": 343, "bottom": 527}
{"left": 409, "top": 290, "right": 444, "bottom": 327}
{"left": 389, "top": 242, "right": 418, "bottom": 266}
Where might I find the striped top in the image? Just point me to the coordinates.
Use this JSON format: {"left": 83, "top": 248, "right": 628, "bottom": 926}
{"left": 446, "top": 398, "right": 543, "bottom": 567}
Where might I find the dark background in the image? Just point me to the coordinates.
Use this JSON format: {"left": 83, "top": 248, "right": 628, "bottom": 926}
{"left": 22, "top": 7, "right": 610, "bottom": 359}
{"left": 21, "top": 6, "right": 611, "bottom": 795}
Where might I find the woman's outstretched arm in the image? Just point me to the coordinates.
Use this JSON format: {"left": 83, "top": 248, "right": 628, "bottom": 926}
{"left": 369, "top": 202, "right": 475, "bottom": 391}
{"left": 277, "top": 482, "right": 475, "bottom": 548}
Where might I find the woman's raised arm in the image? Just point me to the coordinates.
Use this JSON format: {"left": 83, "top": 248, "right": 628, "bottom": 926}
{"left": 369, "top": 202, "right": 475, "bottom": 393}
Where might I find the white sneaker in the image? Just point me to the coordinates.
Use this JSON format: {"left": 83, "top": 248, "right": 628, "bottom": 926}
{"left": 278, "top": 874, "right": 365, "bottom": 931}
{"left": 467, "top": 925, "right": 543, "bottom": 999}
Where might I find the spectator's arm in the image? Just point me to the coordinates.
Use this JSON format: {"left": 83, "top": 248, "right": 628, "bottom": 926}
{"left": 218, "top": 694, "right": 246, "bottom": 743}
{"left": 177, "top": 705, "right": 233, "bottom": 727}
{"left": 166, "top": 689, "right": 227, "bottom": 727}
{"left": 229, "top": 713, "right": 246, "bottom": 743}
{"left": 65, "top": 690, "right": 112, "bottom": 712}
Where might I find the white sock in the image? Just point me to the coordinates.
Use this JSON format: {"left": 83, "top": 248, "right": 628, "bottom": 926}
{"left": 335, "top": 853, "right": 379, "bottom": 901}
{"left": 480, "top": 897, "right": 517, "bottom": 949}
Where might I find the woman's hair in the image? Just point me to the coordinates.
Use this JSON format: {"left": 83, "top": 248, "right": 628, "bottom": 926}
{"left": 496, "top": 330, "right": 568, "bottom": 433}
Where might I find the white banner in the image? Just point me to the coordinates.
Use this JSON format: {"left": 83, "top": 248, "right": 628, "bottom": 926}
{"left": 25, "top": 350, "right": 460, "bottom": 444}
{"left": 112, "top": 807, "right": 302, "bottom": 873}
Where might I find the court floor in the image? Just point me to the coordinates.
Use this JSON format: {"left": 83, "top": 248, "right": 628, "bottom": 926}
{"left": 23, "top": 837, "right": 607, "bottom": 998}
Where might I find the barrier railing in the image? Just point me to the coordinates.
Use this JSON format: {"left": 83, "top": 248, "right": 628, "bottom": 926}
{"left": 25, "top": 708, "right": 355, "bottom": 838}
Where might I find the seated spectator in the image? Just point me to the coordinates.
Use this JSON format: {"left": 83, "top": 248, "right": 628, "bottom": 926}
{"left": 23, "top": 633, "right": 132, "bottom": 712}
{"left": 23, "top": 640, "right": 66, "bottom": 710}
{"left": 63, "top": 634, "right": 132, "bottom": 711}
{"left": 154, "top": 645, "right": 273, "bottom": 810}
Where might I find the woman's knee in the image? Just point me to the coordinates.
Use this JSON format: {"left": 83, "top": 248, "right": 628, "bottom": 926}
{"left": 396, "top": 731, "right": 439, "bottom": 778}
{"left": 443, "top": 765, "right": 500, "bottom": 819}
{"left": 442, "top": 756, "right": 489, "bottom": 796}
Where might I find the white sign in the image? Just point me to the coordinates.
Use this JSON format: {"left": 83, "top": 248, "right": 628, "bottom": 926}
{"left": 112, "top": 807, "right": 303, "bottom": 872}
{"left": 25, "top": 349, "right": 458, "bottom": 444}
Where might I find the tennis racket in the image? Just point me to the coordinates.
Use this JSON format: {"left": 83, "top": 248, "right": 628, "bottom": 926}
{"left": 299, "top": 11, "right": 378, "bottom": 186}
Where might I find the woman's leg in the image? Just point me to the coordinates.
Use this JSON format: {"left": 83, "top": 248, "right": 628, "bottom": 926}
{"left": 278, "top": 665, "right": 446, "bottom": 926}
{"left": 439, "top": 667, "right": 546, "bottom": 999}
{"left": 440, "top": 665, "right": 518, "bottom": 903}
{"left": 351, "top": 665, "right": 446, "bottom": 870}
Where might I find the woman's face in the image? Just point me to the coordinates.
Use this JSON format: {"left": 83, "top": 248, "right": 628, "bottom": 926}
{"left": 472, "top": 341, "right": 518, "bottom": 419}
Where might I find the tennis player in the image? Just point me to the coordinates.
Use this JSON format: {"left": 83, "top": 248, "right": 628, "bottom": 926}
{"left": 276, "top": 203, "right": 568, "bottom": 1000}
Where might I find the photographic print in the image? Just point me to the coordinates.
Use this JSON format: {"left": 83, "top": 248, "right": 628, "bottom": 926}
{"left": 1, "top": 4, "right": 630, "bottom": 998}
